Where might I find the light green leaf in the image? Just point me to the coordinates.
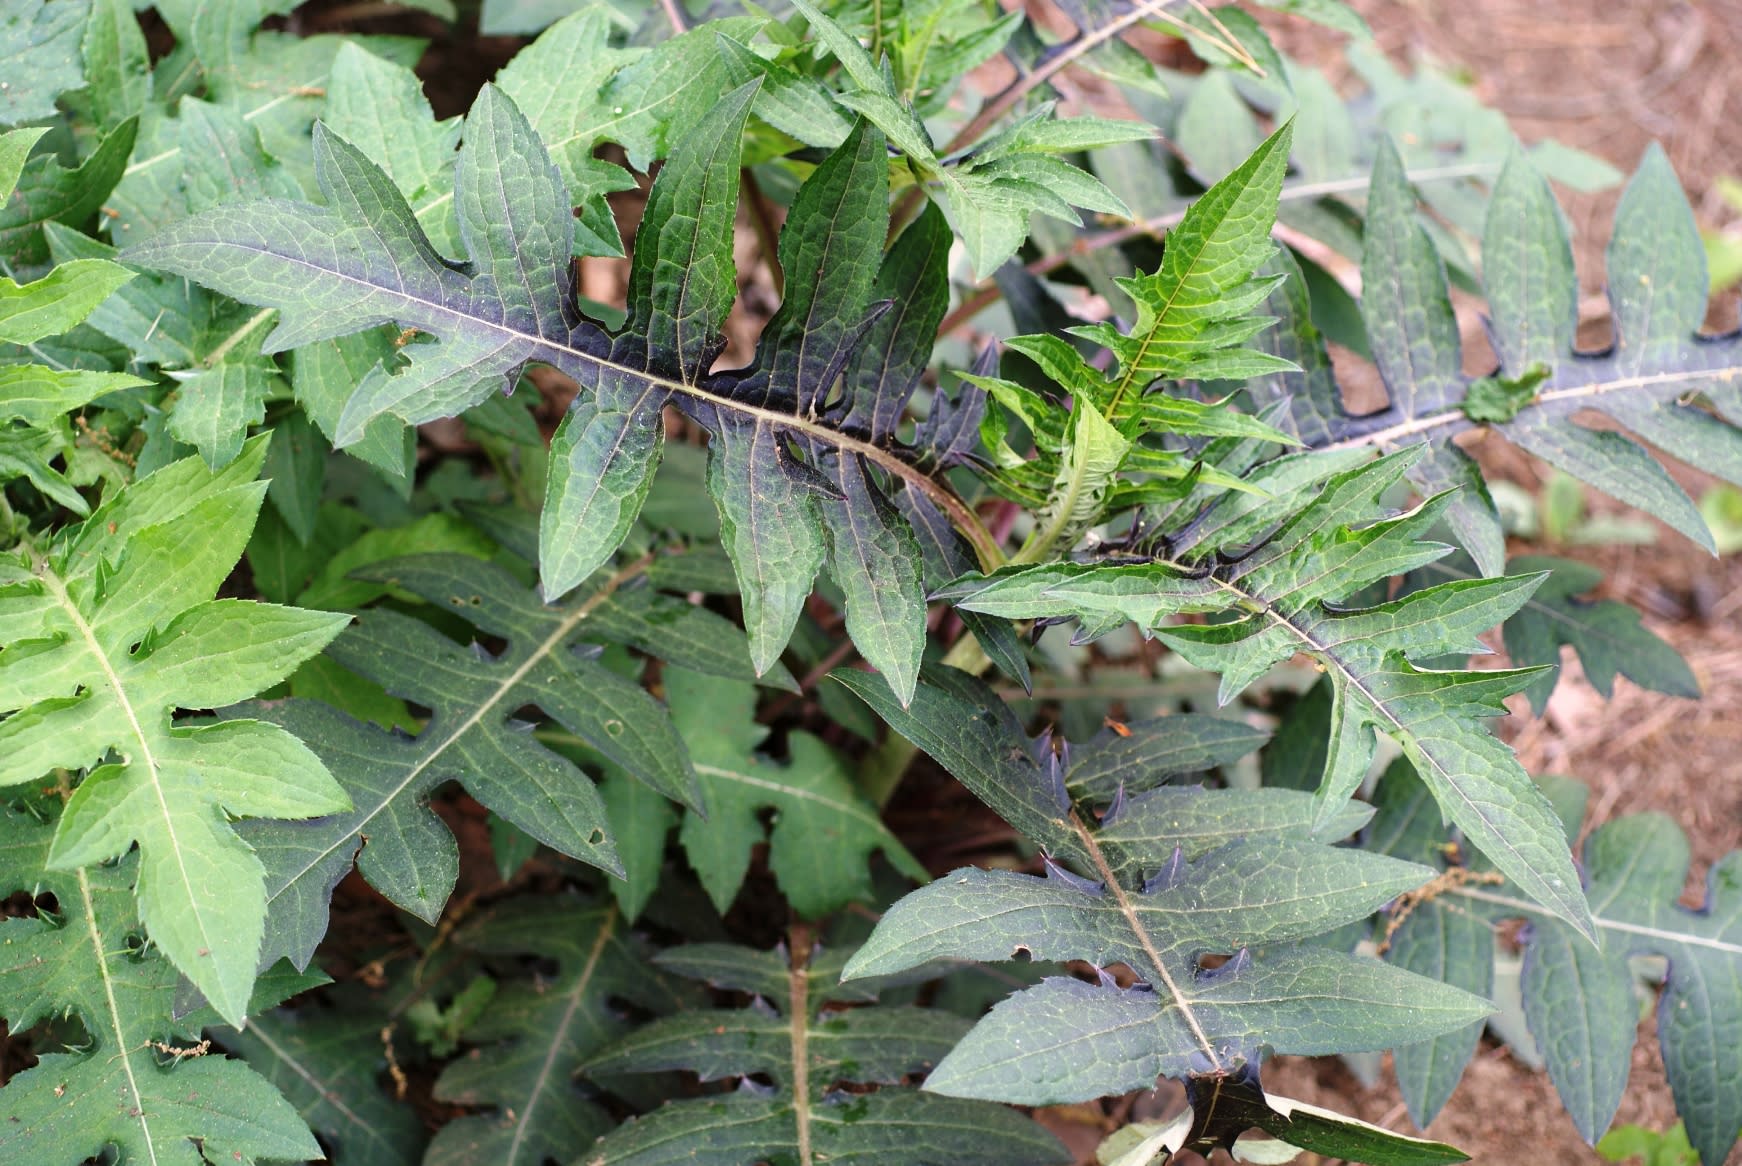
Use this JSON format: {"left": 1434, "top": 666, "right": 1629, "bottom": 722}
{"left": 0, "top": 0, "right": 88, "bottom": 126}
{"left": 0, "top": 805, "right": 324, "bottom": 1165}
{"left": 0, "top": 442, "right": 349, "bottom": 1023}
{"left": 0, "top": 259, "right": 136, "bottom": 345}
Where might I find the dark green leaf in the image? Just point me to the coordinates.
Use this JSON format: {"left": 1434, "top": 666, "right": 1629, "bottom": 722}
{"left": 946, "top": 452, "right": 1594, "bottom": 938}
{"left": 0, "top": 117, "right": 136, "bottom": 266}
{"left": 583, "top": 941, "right": 1067, "bottom": 1166}
{"left": 426, "top": 896, "right": 696, "bottom": 1166}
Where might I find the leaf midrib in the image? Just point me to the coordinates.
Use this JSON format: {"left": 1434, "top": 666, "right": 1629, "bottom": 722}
{"left": 1071, "top": 813, "right": 1222, "bottom": 1071}
{"left": 1322, "top": 363, "right": 1742, "bottom": 453}
{"left": 1198, "top": 572, "right": 1590, "bottom": 935}
{"left": 1104, "top": 182, "right": 1247, "bottom": 419}
{"left": 1452, "top": 885, "right": 1742, "bottom": 956}
{"left": 122, "top": 74, "right": 324, "bottom": 180}
{"left": 505, "top": 907, "right": 616, "bottom": 1165}
{"left": 266, "top": 557, "right": 649, "bottom": 908}
{"left": 38, "top": 562, "right": 218, "bottom": 985}
{"left": 77, "top": 865, "right": 159, "bottom": 1166}
{"left": 206, "top": 236, "right": 996, "bottom": 568}
{"left": 241, "top": 1022, "right": 390, "bottom": 1155}
{"left": 691, "top": 762, "right": 889, "bottom": 836}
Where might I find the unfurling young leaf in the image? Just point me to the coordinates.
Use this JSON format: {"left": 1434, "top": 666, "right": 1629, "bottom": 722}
{"left": 972, "top": 120, "right": 1299, "bottom": 563}
{"left": 5, "top": 7, "right": 1736, "bottom": 1166}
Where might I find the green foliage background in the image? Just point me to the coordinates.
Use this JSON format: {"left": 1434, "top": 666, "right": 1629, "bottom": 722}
{"left": 1, "top": 1, "right": 1738, "bottom": 1164}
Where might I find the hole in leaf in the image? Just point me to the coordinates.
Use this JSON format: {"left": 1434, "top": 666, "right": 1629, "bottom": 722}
{"left": 0, "top": 890, "right": 40, "bottom": 921}
{"left": 1101, "top": 962, "right": 1139, "bottom": 988}
{"left": 1495, "top": 916, "right": 1531, "bottom": 955}
{"left": 587, "top": 829, "right": 604, "bottom": 846}
{"left": 603, "top": 720, "right": 624, "bottom": 737}
{"left": 1010, "top": 945, "right": 1033, "bottom": 962}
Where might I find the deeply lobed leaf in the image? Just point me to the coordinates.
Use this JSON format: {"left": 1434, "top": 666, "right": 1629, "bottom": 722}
{"left": 582, "top": 939, "right": 1067, "bottom": 1166}
{"left": 232, "top": 547, "right": 720, "bottom": 969}
{"left": 0, "top": 442, "right": 348, "bottom": 1022}
{"left": 0, "top": 803, "right": 321, "bottom": 1164}
{"left": 123, "top": 80, "right": 983, "bottom": 706}
{"left": 1367, "top": 764, "right": 1742, "bottom": 1166}
{"left": 943, "top": 450, "right": 1594, "bottom": 938}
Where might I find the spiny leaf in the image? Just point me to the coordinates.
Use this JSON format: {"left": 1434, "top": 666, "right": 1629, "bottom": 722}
{"left": 1072, "top": 120, "right": 1297, "bottom": 396}
{"left": 124, "top": 83, "right": 984, "bottom": 686}
{"left": 1064, "top": 712, "right": 1268, "bottom": 801}
{"left": 837, "top": 669, "right": 1484, "bottom": 1104}
{"left": 0, "top": 125, "right": 49, "bottom": 200}
{"left": 845, "top": 835, "right": 1481, "bottom": 1105}
{"left": 975, "top": 124, "right": 1297, "bottom": 561}
{"left": 0, "top": 250, "right": 148, "bottom": 510}
{"left": 540, "top": 80, "right": 756, "bottom": 599}
{"left": 582, "top": 939, "right": 1068, "bottom": 1166}
{"left": 1407, "top": 552, "right": 1698, "bottom": 714}
{"left": 71, "top": 0, "right": 149, "bottom": 130}
{"left": 1301, "top": 142, "right": 1739, "bottom": 568}
{"left": 0, "top": 259, "right": 135, "bottom": 343}
{"left": 943, "top": 451, "right": 1595, "bottom": 939}
{"left": 0, "top": 441, "right": 349, "bottom": 1022}
{"left": 0, "top": 803, "right": 322, "bottom": 1165}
